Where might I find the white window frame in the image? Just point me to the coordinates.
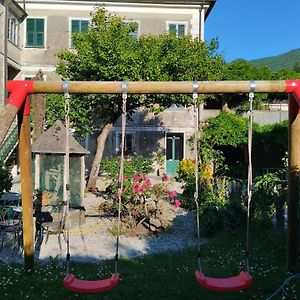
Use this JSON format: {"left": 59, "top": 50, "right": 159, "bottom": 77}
{"left": 22, "top": 75, "right": 47, "bottom": 81}
{"left": 69, "top": 17, "right": 89, "bottom": 48}
{"left": 7, "top": 11, "right": 19, "bottom": 46}
{"left": 24, "top": 16, "right": 47, "bottom": 49}
{"left": 124, "top": 20, "right": 141, "bottom": 39}
{"left": 166, "top": 21, "right": 188, "bottom": 37}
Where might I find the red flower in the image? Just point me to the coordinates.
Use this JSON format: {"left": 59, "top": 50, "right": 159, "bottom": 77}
{"left": 169, "top": 190, "right": 177, "bottom": 198}
{"left": 174, "top": 199, "right": 181, "bottom": 208}
{"left": 133, "top": 174, "right": 141, "bottom": 181}
{"left": 162, "top": 173, "right": 168, "bottom": 181}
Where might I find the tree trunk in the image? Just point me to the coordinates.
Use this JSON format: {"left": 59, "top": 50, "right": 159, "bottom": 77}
{"left": 31, "top": 70, "right": 45, "bottom": 142}
{"left": 221, "top": 94, "right": 229, "bottom": 111}
{"left": 86, "top": 122, "right": 114, "bottom": 192}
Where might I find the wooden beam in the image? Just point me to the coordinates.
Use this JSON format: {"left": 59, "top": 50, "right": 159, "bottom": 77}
{"left": 32, "top": 80, "right": 287, "bottom": 95}
{"left": 18, "top": 101, "right": 34, "bottom": 271}
{"left": 287, "top": 93, "right": 300, "bottom": 272}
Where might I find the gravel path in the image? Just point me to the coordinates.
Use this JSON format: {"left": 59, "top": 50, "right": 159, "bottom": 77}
{"left": 0, "top": 193, "right": 200, "bottom": 265}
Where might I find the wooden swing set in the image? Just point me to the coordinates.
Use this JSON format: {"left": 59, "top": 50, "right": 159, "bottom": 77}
{"left": 0, "top": 79, "right": 300, "bottom": 293}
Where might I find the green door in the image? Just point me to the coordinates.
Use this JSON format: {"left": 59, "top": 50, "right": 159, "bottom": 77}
{"left": 166, "top": 133, "right": 184, "bottom": 176}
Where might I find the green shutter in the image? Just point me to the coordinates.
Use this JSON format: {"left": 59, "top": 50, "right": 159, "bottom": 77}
{"left": 26, "top": 32, "right": 34, "bottom": 46}
{"left": 72, "top": 20, "right": 88, "bottom": 33}
{"left": 26, "top": 18, "right": 44, "bottom": 47}
{"left": 71, "top": 20, "right": 80, "bottom": 33}
{"left": 81, "top": 20, "right": 88, "bottom": 32}
{"left": 36, "top": 33, "right": 44, "bottom": 46}
{"left": 71, "top": 19, "right": 88, "bottom": 48}
{"left": 177, "top": 24, "right": 185, "bottom": 37}
{"left": 168, "top": 24, "right": 177, "bottom": 34}
{"left": 27, "top": 18, "right": 34, "bottom": 32}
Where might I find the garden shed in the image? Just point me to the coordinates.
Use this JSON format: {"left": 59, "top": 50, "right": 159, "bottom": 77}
{"left": 32, "top": 120, "right": 89, "bottom": 208}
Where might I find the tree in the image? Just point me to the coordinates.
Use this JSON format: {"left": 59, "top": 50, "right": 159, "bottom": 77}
{"left": 221, "top": 60, "right": 273, "bottom": 110}
{"left": 31, "top": 70, "right": 46, "bottom": 142}
{"left": 200, "top": 111, "right": 259, "bottom": 178}
{"left": 269, "top": 68, "right": 300, "bottom": 102}
{"left": 52, "top": 7, "right": 225, "bottom": 191}
{"left": 293, "top": 60, "right": 300, "bottom": 73}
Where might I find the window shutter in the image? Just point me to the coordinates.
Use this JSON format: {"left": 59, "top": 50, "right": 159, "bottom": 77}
{"left": 26, "top": 32, "right": 34, "bottom": 46}
{"left": 168, "top": 23, "right": 177, "bottom": 34}
{"left": 178, "top": 24, "right": 185, "bottom": 36}
{"left": 36, "top": 19, "right": 44, "bottom": 46}
{"left": 81, "top": 20, "right": 88, "bottom": 32}
{"left": 26, "top": 18, "right": 44, "bottom": 47}
{"left": 71, "top": 20, "right": 80, "bottom": 33}
{"left": 27, "top": 18, "right": 34, "bottom": 32}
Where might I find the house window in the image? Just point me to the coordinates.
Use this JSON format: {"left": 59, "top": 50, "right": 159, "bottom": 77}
{"left": 8, "top": 12, "right": 19, "bottom": 45}
{"left": 167, "top": 22, "right": 187, "bottom": 37}
{"left": 26, "top": 18, "right": 45, "bottom": 48}
{"left": 124, "top": 20, "right": 140, "bottom": 39}
{"left": 23, "top": 75, "right": 46, "bottom": 81}
{"left": 116, "top": 133, "right": 133, "bottom": 155}
{"left": 70, "top": 19, "right": 89, "bottom": 47}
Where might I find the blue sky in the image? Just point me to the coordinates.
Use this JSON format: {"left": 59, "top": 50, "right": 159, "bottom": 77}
{"left": 205, "top": 0, "right": 300, "bottom": 62}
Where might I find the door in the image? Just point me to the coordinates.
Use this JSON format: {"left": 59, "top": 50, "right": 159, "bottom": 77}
{"left": 166, "top": 133, "right": 184, "bottom": 176}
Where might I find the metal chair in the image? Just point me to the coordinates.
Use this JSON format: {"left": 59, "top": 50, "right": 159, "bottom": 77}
{"left": 0, "top": 205, "right": 23, "bottom": 251}
{"left": 41, "top": 211, "right": 66, "bottom": 249}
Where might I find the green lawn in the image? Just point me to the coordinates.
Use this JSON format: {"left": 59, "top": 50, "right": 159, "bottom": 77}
{"left": 0, "top": 230, "right": 299, "bottom": 299}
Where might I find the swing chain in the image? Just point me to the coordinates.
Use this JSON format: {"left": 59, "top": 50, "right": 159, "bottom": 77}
{"left": 245, "top": 80, "right": 255, "bottom": 272}
{"left": 192, "top": 81, "right": 203, "bottom": 273}
{"left": 192, "top": 81, "right": 199, "bottom": 201}
{"left": 193, "top": 80, "right": 199, "bottom": 101}
{"left": 63, "top": 80, "right": 71, "bottom": 274}
{"left": 115, "top": 81, "right": 127, "bottom": 274}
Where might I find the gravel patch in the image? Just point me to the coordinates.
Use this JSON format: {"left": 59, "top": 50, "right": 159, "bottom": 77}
{"left": 1, "top": 181, "right": 204, "bottom": 266}
{"left": 0, "top": 207, "right": 200, "bottom": 265}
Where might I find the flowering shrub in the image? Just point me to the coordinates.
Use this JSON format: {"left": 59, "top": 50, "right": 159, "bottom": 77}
{"left": 177, "top": 159, "right": 195, "bottom": 181}
{"left": 118, "top": 173, "right": 181, "bottom": 226}
{"left": 100, "top": 155, "right": 181, "bottom": 232}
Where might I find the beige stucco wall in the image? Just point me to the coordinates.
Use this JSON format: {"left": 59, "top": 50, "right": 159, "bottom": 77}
{"left": 20, "top": 10, "right": 194, "bottom": 66}
{"left": 7, "top": 42, "right": 22, "bottom": 65}
{"left": 16, "top": 1, "right": 200, "bottom": 79}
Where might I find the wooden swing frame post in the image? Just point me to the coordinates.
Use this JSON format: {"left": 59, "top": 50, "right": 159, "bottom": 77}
{"left": 1, "top": 79, "right": 300, "bottom": 272}
{"left": 287, "top": 92, "right": 300, "bottom": 272}
{"left": 18, "top": 96, "right": 34, "bottom": 272}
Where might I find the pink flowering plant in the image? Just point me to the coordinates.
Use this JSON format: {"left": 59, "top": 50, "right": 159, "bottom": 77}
{"left": 101, "top": 157, "right": 181, "bottom": 231}
{"left": 118, "top": 173, "right": 181, "bottom": 228}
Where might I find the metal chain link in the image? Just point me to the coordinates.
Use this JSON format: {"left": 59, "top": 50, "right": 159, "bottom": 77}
{"left": 245, "top": 80, "right": 255, "bottom": 272}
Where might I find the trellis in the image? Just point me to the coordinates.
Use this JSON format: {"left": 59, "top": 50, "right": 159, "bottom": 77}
{"left": 0, "top": 79, "right": 299, "bottom": 272}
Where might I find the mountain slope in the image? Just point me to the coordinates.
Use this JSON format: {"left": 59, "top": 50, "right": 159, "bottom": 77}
{"left": 250, "top": 48, "right": 300, "bottom": 71}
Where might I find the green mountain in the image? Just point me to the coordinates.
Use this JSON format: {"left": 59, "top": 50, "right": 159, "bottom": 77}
{"left": 250, "top": 48, "right": 300, "bottom": 71}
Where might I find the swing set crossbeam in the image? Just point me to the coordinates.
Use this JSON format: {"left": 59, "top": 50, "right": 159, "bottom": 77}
{"left": 5, "top": 79, "right": 299, "bottom": 95}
